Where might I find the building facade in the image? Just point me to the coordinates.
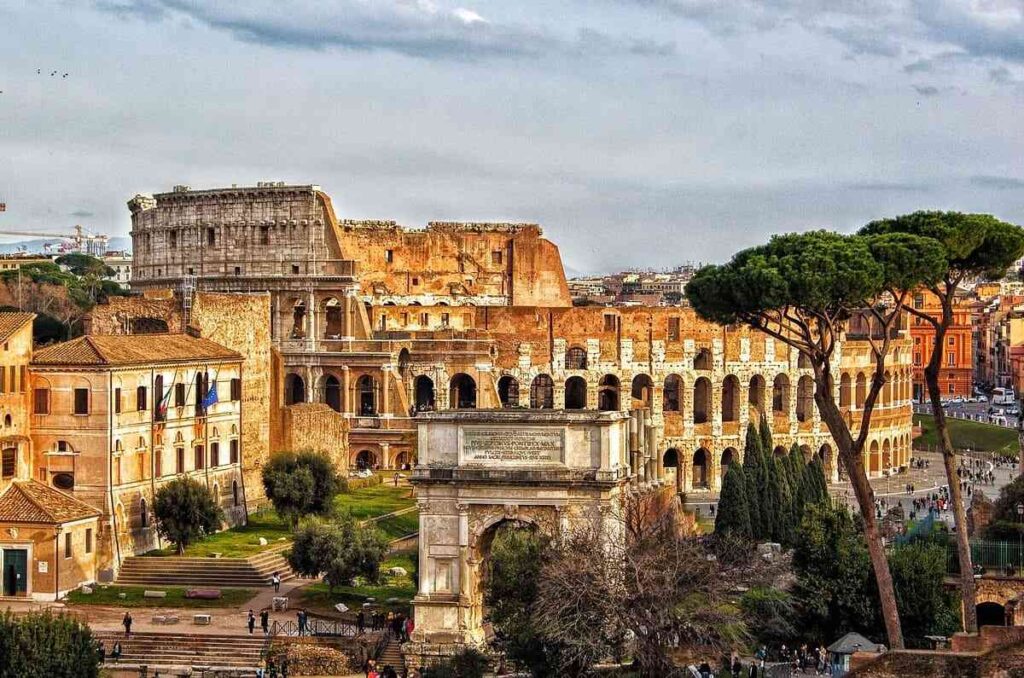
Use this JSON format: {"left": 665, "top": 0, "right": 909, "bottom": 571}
{"left": 910, "top": 289, "right": 975, "bottom": 400}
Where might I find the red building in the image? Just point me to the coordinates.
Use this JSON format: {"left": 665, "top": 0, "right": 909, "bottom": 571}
{"left": 910, "top": 289, "right": 974, "bottom": 400}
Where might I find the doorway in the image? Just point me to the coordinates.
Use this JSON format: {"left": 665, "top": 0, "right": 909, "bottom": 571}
{"left": 2, "top": 548, "right": 28, "bottom": 597}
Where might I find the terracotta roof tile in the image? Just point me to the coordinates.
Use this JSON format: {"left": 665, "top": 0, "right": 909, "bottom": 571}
{"left": 0, "top": 480, "right": 100, "bottom": 524}
{"left": 33, "top": 333, "right": 241, "bottom": 367}
{"left": 0, "top": 312, "right": 34, "bottom": 344}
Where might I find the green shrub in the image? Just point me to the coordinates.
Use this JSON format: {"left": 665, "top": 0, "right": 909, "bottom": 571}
{"left": 342, "top": 473, "right": 384, "bottom": 492}
{"left": 0, "top": 610, "right": 100, "bottom": 678}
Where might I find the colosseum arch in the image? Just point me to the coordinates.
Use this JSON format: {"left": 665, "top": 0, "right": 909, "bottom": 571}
{"left": 530, "top": 374, "right": 555, "bottom": 409}
{"left": 693, "top": 377, "right": 711, "bottom": 424}
{"left": 882, "top": 439, "right": 892, "bottom": 469}
{"left": 692, "top": 448, "right": 710, "bottom": 489}
{"left": 748, "top": 374, "right": 766, "bottom": 413}
{"left": 415, "top": 375, "right": 436, "bottom": 411}
{"left": 497, "top": 376, "right": 519, "bottom": 408}
{"left": 883, "top": 370, "right": 892, "bottom": 406}
{"left": 565, "top": 376, "right": 587, "bottom": 410}
{"left": 722, "top": 376, "right": 740, "bottom": 422}
{"left": 284, "top": 373, "right": 305, "bottom": 405}
{"left": 796, "top": 375, "right": 814, "bottom": 422}
{"left": 323, "top": 297, "right": 343, "bottom": 338}
{"left": 598, "top": 375, "right": 620, "bottom": 411}
{"left": 356, "top": 374, "right": 377, "bottom": 415}
{"left": 817, "top": 444, "right": 835, "bottom": 480}
{"left": 840, "top": 373, "right": 852, "bottom": 408}
{"left": 869, "top": 440, "right": 880, "bottom": 474}
{"left": 631, "top": 374, "right": 654, "bottom": 409}
{"left": 663, "top": 374, "right": 682, "bottom": 413}
{"left": 720, "top": 447, "right": 737, "bottom": 477}
{"left": 323, "top": 374, "right": 341, "bottom": 412}
{"left": 693, "top": 348, "right": 712, "bottom": 371}
{"left": 565, "top": 346, "right": 587, "bottom": 370}
{"left": 450, "top": 374, "right": 477, "bottom": 409}
{"left": 772, "top": 374, "right": 790, "bottom": 414}
{"left": 291, "top": 299, "right": 307, "bottom": 338}
{"left": 855, "top": 373, "right": 867, "bottom": 408}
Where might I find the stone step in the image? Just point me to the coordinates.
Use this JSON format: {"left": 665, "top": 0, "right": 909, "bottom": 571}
{"left": 94, "top": 632, "right": 266, "bottom": 669}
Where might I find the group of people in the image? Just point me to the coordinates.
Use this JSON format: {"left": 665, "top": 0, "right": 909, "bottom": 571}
{"left": 363, "top": 659, "right": 405, "bottom": 678}
{"left": 356, "top": 609, "right": 414, "bottom": 642}
{"left": 247, "top": 608, "right": 272, "bottom": 635}
{"left": 702, "top": 644, "right": 833, "bottom": 677}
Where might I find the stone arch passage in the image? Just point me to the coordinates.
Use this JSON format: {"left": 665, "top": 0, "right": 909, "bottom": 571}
{"left": 722, "top": 376, "right": 740, "bottom": 422}
{"left": 663, "top": 375, "right": 682, "bottom": 413}
{"left": 978, "top": 602, "right": 1007, "bottom": 628}
{"left": 664, "top": 447, "right": 682, "bottom": 493}
{"left": 450, "top": 373, "right": 477, "bottom": 409}
{"left": 796, "top": 375, "right": 814, "bottom": 422}
{"left": 840, "top": 373, "right": 852, "bottom": 408}
{"left": 631, "top": 374, "right": 654, "bottom": 409}
{"left": 324, "top": 375, "right": 341, "bottom": 412}
{"left": 565, "top": 376, "right": 587, "bottom": 410}
{"left": 883, "top": 439, "right": 892, "bottom": 469}
{"left": 598, "top": 375, "right": 620, "bottom": 411}
{"left": 748, "top": 375, "right": 765, "bottom": 413}
{"left": 357, "top": 375, "right": 377, "bottom": 415}
{"left": 693, "top": 377, "right": 711, "bottom": 424}
{"left": 324, "top": 298, "right": 343, "bottom": 338}
{"left": 530, "top": 374, "right": 555, "bottom": 409}
{"left": 415, "top": 375, "right": 435, "bottom": 411}
{"left": 355, "top": 449, "right": 377, "bottom": 470}
{"left": 855, "top": 373, "right": 867, "bottom": 408}
{"left": 692, "top": 448, "right": 710, "bottom": 489}
{"left": 497, "top": 376, "right": 519, "bottom": 408}
{"left": 818, "top": 444, "right": 834, "bottom": 480}
{"left": 869, "top": 440, "right": 881, "bottom": 474}
{"left": 285, "top": 373, "right": 305, "bottom": 405}
{"left": 720, "top": 447, "right": 737, "bottom": 479}
{"left": 773, "top": 445, "right": 787, "bottom": 457}
{"left": 773, "top": 374, "right": 790, "bottom": 414}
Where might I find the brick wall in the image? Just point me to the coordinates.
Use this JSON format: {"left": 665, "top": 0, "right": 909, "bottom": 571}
{"left": 280, "top": 403, "right": 349, "bottom": 471}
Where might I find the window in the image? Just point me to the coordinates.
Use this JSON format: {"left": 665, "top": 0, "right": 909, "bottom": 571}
{"left": 32, "top": 391, "right": 48, "bottom": 417}
{"left": 188, "top": 267, "right": 194, "bottom": 275}
{"left": 234, "top": 266, "right": 241, "bottom": 276}
{"left": 155, "top": 449, "right": 162, "bottom": 477}
{"left": 230, "top": 439, "right": 239, "bottom": 464}
{"left": 211, "top": 442, "right": 220, "bottom": 467}
{"left": 668, "top": 317, "right": 680, "bottom": 341}
{"left": 913, "top": 293, "right": 924, "bottom": 308}
{"left": 914, "top": 353, "right": 922, "bottom": 366}
{"left": 85, "top": 528, "right": 93, "bottom": 554}
{"left": 175, "top": 447, "right": 185, "bottom": 474}
{"left": 64, "top": 532, "right": 72, "bottom": 559}
{"left": 948, "top": 353, "right": 956, "bottom": 367}
{"left": 412, "top": 277, "right": 419, "bottom": 286}
{"left": 260, "top": 227, "right": 270, "bottom": 245}
{"left": 948, "top": 336, "right": 955, "bottom": 346}
{"left": 207, "top": 227, "right": 216, "bottom": 246}
{"left": 169, "top": 230, "right": 177, "bottom": 248}
{"left": 385, "top": 249, "right": 394, "bottom": 263}
{"left": 1, "top": 448, "right": 14, "bottom": 478}
{"left": 291, "top": 264, "right": 300, "bottom": 275}
{"left": 114, "top": 388, "right": 122, "bottom": 414}
{"left": 57, "top": 440, "right": 69, "bottom": 453}
{"left": 230, "top": 378, "right": 242, "bottom": 401}
{"left": 137, "top": 386, "right": 147, "bottom": 411}
{"left": 175, "top": 383, "right": 186, "bottom": 408}
{"left": 194, "top": 446, "right": 205, "bottom": 470}
{"left": 441, "top": 313, "right": 450, "bottom": 326}
{"left": 19, "top": 366, "right": 25, "bottom": 393}
{"left": 73, "top": 388, "right": 89, "bottom": 415}
{"left": 420, "top": 312, "right": 428, "bottom": 325}
{"left": 8, "top": 366, "right": 14, "bottom": 392}
{"left": 603, "top": 314, "right": 617, "bottom": 332}
{"left": 491, "top": 250, "right": 503, "bottom": 265}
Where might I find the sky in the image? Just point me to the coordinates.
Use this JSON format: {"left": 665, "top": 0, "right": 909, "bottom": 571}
{"left": 1, "top": 1, "right": 1023, "bottom": 275}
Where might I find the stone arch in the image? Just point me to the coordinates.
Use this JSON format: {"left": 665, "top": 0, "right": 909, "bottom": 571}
{"left": 631, "top": 374, "right": 654, "bottom": 409}
{"left": 978, "top": 602, "right": 1008, "bottom": 628}
{"left": 291, "top": 298, "right": 307, "bottom": 338}
{"left": 773, "top": 374, "right": 790, "bottom": 414}
{"left": 720, "top": 447, "right": 737, "bottom": 477}
{"left": 663, "top": 448, "right": 679, "bottom": 468}
{"left": 840, "top": 373, "right": 852, "bottom": 408}
{"left": 139, "top": 496, "right": 149, "bottom": 529}
{"left": 323, "top": 297, "right": 343, "bottom": 338}
{"left": 722, "top": 375, "right": 740, "bottom": 422}
{"left": 530, "top": 374, "right": 555, "bottom": 409}
{"left": 693, "top": 348, "right": 712, "bottom": 370}
{"left": 855, "top": 373, "right": 867, "bottom": 408}
{"left": 748, "top": 374, "right": 766, "bottom": 413}
{"left": 323, "top": 375, "right": 341, "bottom": 412}
{"left": 883, "top": 439, "right": 892, "bottom": 469}
{"left": 392, "top": 450, "right": 411, "bottom": 469}
{"left": 598, "top": 375, "right": 620, "bottom": 411}
{"left": 356, "top": 374, "right": 377, "bottom": 415}
{"left": 450, "top": 373, "right": 477, "bottom": 409}
{"left": 693, "top": 377, "right": 711, "bottom": 424}
{"left": 354, "top": 448, "right": 378, "bottom": 470}
{"left": 397, "top": 348, "right": 412, "bottom": 378}
{"left": 565, "top": 346, "right": 587, "bottom": 370}
{"left": 497, "top": 376, "right": 519, "bottom": 408}
{"left": 692, "top": 448, "right": 710, "bottom": 489}
{"left": 663, "top": 374, "right": 682, "bottom": 413}
{"left": 799, "top": 444, "right": 813, "bottom": 462}
{"left": 884, "top": 370, "right": 893, "bottom": 405}
{"left": 565, "top": 376, "right": 587, "bottom": 410}
{"left": 285, "top": 373, "right": 305, "bottom": 405}
{"left": 773, "top": 445, "right": 787, "bottom": 457}
{"left": 415, "top": 375, "right": 435, "bottom": 411}
{"left": 818, "top": 444, "right": 834, "bottom": 479}
{"left": 869, "top": 440, "right": 880, "bottom": 474}
{"left": 796, "top": 375, "right": 815, "bottom": 422}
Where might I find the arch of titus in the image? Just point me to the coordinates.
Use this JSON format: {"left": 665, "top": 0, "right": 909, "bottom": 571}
{"left": 409, "top": 409, "right": 639, "bottom": 648}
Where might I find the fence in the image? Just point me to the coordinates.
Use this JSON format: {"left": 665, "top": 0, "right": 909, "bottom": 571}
{"left": 947, "top": 540, "right": 1024, "bottom": 576}
{"left": 269, "top": 618, "right": 359, "bottom": 638}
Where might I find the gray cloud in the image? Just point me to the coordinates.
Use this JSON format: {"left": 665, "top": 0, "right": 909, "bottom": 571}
{"left": 846, "top": 181, "right": 933, "bottom": 192}
{"left": 70, "top": 210, "right": 95, "bottom": 218}
{"left": 971, "top": 175, "right": 1024, "bottom": 190}
{"left": 913, "top": 85, "right": 940, "bottom": 97}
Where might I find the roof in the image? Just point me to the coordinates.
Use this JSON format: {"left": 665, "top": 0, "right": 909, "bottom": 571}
{"left": 0, "top": 312, "right": 34, "bottom": 344}
{"left": 0, "top": 480, "right": 100, "bottom": 525}
{"left": 828, "top": 632, "right": 884, "bottom": 654}
{"left": 32, "top": 333, "right": 241, "bottom": 368}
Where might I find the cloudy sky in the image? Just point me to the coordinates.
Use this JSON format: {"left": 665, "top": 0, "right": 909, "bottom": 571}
{"left": 1, "top": 1, "right": 1023, "bottom": 274}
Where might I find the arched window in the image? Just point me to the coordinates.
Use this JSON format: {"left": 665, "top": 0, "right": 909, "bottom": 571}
{"left": 154, "top": 374, "right": 165, "bottom": 421}
{"left": 450, "top": 374, "right": 477, "bottom": 409}
{"left": 598, "top": 375, "right": 620, "bottom": 411}
{"left": 530, "top": 375, "right": 554, "bottom": 409}
{"left": 565, "top": 346, "right": 587, "bottom": 370}
{"left": 497, "top": 376, "right": 519, "bottom": 408}
{"left": 3, "top": 414, "right": 10, "bottom": 428}
{"left": 692, "top": 448, "right": 709, "bottom": 488}
{"left": 291, "top": 299, "right": 307, "bottom": 338}
{"left": 355, "top": 449, "right": 377, "bottom": 470}
{"left": 748, "top": 375, "right": 766, "bottom": 412}
{"left": 663, "top": 448, "right": 679, "bottom": 468}
{"left": 840, "top": 373, "right": 852, "bottom": 408}
{"left": 693, "top": 348, "right": 712, "bottom": 370}
{"left": 796, "top": 376, "right": 814, "bottom": 422}
{"left": 772, "top": 374, "right": 790, "bottom": 413}
{"left": 324, "top": 375, "right": 341, "bottom": 412}
{"left": 663, "top": 375, "right": 682, "bottom": 412}
{"left": 855, "top": 373, "right": 867, "bottom": 408}
{"left": 722, "top": 376, "right": 739, "bottom": 422}
{"left": 357, "top": 375, "right": 377, "bottom": 415}
{"left": 693, "top": 377, "right": 711, "bottom": 424}
{"left": 285, "top": 373, "right": 305, "bottom": 405}
{"left": 565, "top": 377, "right": 587, "bottom": 409}
{"left": 631, "top": 374, "right": 654, "bottom": 409}
{"left": 414, "top": 375, "right": 435, "bottom": 411}
{"left": 720, "top": 448, "right": 737, "bottom": 477}
{"left": 324, "top": 298, "right": 342, "bottom": 338}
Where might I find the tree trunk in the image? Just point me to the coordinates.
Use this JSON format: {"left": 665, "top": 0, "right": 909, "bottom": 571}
{"left": 816, "top": 391, "right": 905, "bottom": 649}
{"left": 924, "top": 312, "right": 978, "bottom": 633}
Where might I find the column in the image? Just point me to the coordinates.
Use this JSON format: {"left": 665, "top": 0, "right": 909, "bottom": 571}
{"left": 341, "top": 366, "right": 351, "bottom": 414}
{"left": 458, "top": 504, "right": 470, "bottom": 600}
{"left": 380, "top": 443, "right": 391, "bottom": 469}
{"left": 418, "top": 499, "right": 429, "bottom": 595}
{"left": 381, "top": 366, "right": 391, "bottom": 415}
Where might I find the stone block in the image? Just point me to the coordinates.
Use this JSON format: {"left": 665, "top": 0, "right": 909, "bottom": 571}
{"left": 143, "top": 590, "right": 167, "bottom": 598}
{"left": 272, "top": 596, "right": 289, "bottom": 611}
{"left": 185, "top": 589, "right": 222, "bottom": 600}
{"left": 80, "top": 585, "right": 93, "bottom": 595}
{"left": 193, "top": 614, "right": 212, "bottom": 625}
{"left": 258, "top": 537, "right": 268, "bottom": 546}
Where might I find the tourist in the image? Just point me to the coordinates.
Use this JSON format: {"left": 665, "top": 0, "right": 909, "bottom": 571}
{"left": 111, "top": 641, "right": 123, "bottom": 663}
{"left": 272, "top": 571, "right": 281, "bottom": 593}
{"left": 261, "top": 608, "right": 270, "bottom": 635}
{"left": 404, "top": 615, "right": 414, "bottom": 642}
{"left": 731, "top": 654, "right": 742, "bottom": 677}
{"left": 248, "top": 609, "right": 256, "bottom": 634}
{"left": 122, "top": 611, "right": 133, "bottom": 637}
{"left": 357, "top": 610, "right": 366, "bottom": 634}
{"left": 298, "top": 609, "right": 308, "bottom": 635}
{"left": 96, "top": 641, "right": 106, "bottom": 664}
{"left": 698, "top": 658, "right": 712, "bottom": 678}
{"left": 394, "top": 472, "right": 400, "bottom": 487}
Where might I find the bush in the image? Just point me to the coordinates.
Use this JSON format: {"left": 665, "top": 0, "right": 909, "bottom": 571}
{"left": 263, "top": 451, "right": 341, "bottom": 526}
{"left": 340, "top": 473, "right": 384, "bottom": 493}
{"left": 153, "top": 476, "right": 224, "bottom": 554}
{"left": 0, "top": 610, "right": 100, "bottom": 678}
{"left": 287, "top": 514, "right": 388, "bottom": 592}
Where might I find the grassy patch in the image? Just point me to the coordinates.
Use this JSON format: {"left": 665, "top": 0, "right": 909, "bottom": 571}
{"left": 298, "top": 551, "right": 416, "bottom": 616}
{"left": 374, "top": 511, "right": 419, "bottom": 541}
{"left": 142, "top": 510, "right": 293, "bottom": 559}
{"left": 914, "top": 414, "right": 1019, "bottom": 455}
{"left": 334, "top": 484, "right": 416, "bottom": 521}
{"left": 66, "top": 586, "right": 257, "bottom": 608}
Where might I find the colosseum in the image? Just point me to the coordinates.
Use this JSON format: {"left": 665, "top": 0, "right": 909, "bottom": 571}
{"left": 119, "top": 182, "right": 913, "bottom": 494}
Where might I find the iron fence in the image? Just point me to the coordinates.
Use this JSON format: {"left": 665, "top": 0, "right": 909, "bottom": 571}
{"left": 947, "top": 540, "right": 1024, "bottom": 576}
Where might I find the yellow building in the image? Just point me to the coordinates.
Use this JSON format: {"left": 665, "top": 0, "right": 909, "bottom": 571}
{"left": 0, "top": 313, "right": 35, "bottom": 493}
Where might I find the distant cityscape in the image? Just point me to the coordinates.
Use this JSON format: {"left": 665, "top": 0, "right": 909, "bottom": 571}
{"left": 568, "top": 263, "right": 702, "bottom": 306}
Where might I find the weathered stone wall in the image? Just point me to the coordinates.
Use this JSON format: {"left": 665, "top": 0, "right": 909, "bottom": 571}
{"left": 280, "top": 403, "right": 349, "bottom": 471}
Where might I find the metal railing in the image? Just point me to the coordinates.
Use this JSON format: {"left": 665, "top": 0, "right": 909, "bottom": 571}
{"left": 947, "top": 540, "right": 1024, "bottom": 575}
{"left": 269, "top": 618, "right": 359, "bottom": 638}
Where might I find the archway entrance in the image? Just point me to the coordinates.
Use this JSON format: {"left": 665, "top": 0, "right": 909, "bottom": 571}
{"left": 692, "top": 448, "right": 709, "bottom": 489}
{"left": 450, "top": 374, "right": 477, "bottom": 409}
{"left": 357, "top": 375, "right": 377, "bottom": 415}
{"left": 285, "top": 373, "right": 305, "bottom": 405}
{"left": 324, "top": 375, "right": 341, "bottom": 412}
{"left": 355, "top": 449, "right": 377, "bottom": 470}
{"left": 497, "top": 376, "right": 519, "bottom": 408}
{"left": 415, "top": 375, "right": 435, "bottom": 412}
{"left": 565, "top": 376, "right": 587, "bottom": 410}
{"left": 978, "top": 602, "right": 1007, "bottom": 627}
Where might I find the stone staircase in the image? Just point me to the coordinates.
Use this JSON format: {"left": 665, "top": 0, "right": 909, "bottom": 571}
{"left": 94, "top": 631, "right": 265, "bottom": 674}
{"left": 117, "top": 545, "right": 295, "bottom": 588}
{"left": 377, "top": 635, "right": 405, "bottom": 672}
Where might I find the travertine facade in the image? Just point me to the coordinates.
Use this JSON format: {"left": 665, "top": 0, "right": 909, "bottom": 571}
{"left": 124, "top": 184, "right": 914, "bottom": 490}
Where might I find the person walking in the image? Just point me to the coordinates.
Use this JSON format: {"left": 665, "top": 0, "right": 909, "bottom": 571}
{"left": 248, "top": 609, "right": 256, "bottom": 634}
{"left": 357, "top": 610, "right": 366, "bottom": 634}
{"left": 261, "top": 609, "right": 270, "bottom": 636}
{"left": 122, "top": 612, "right": 133, "bottom": 637}
{"left": 272, "top": 571, "right": 281, "bottom": 593}
{"left": 111, "top": 641, "right": 123, "bottom": 663}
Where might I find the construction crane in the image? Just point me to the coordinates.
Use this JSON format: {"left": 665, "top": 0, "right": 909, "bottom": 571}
{"left": 0, "top": 225, "right": 109, "bottom": 255}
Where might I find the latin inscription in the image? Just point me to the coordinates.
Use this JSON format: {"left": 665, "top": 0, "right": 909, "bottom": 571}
{"left": 461, "top": 427, "right": 563, "bottom": 465}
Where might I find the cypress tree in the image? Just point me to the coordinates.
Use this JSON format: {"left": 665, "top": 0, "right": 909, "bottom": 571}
{"left": 767, "top": 454, "right": 790, "bottom": 545}
{"left": 743, "top": 423, "right": 764, "bottom": 539}
{"left": 788, "top": 444, "right": 807, "bottom": 519}
{"left": 759, "top": 413, "right": 773, "bottom": 457}
{"left": 715, "top": 463, "right": 752, "bottom": 539}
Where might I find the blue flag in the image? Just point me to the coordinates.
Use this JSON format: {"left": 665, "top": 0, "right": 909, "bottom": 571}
{"left": 201, "top": 382, "right": 219, "bottom": 410}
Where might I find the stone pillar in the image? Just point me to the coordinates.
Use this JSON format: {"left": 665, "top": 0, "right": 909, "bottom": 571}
{"left": 458, "top": 504, "right": 470, "bottom": 600}
{"left": 381, "top": 443, "right": 391, "bottom": 469}
{"left": 418, "top": 499, "right": 430, "bottom": 595}
{"left": 382, "top": 366, "right": 391, "bottom": 415}
{"left": 341, "top": 366, "right": 351, "bottom": 414}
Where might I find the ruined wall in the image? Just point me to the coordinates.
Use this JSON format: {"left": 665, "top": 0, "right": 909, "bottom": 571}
{"left": 280, "top": 403, "right": 349, "bottom": 471}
